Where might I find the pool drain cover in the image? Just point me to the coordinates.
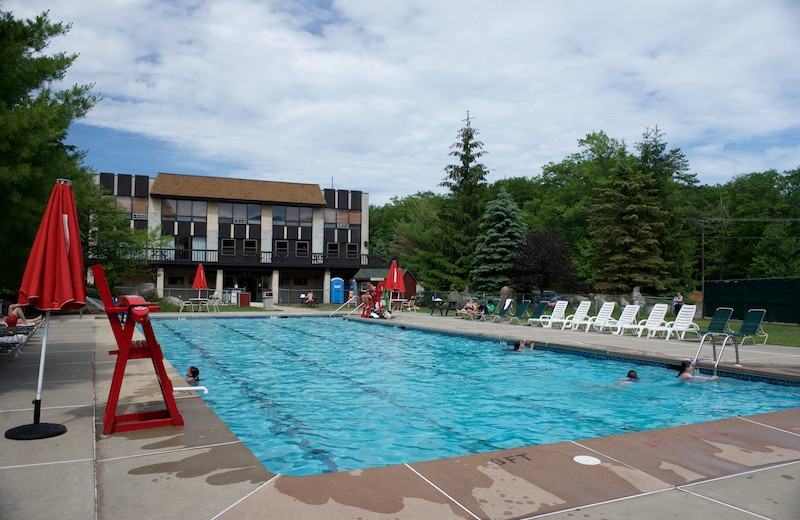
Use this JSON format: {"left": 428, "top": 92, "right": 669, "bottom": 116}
{"left": 573, "top": 455, "right": 601, "bottom": 465}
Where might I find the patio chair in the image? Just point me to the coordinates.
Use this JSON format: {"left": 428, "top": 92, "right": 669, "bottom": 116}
{"left": 691, "top": 307, "right": 734, "bottom": 363}
{"left": 622, "top": 303, "right": 669, "bottom": 337}
{"left": 491, "top": 298, "right": 515, "bottom": 322}
{"left": 0, "top": 329, "right": 31, "bottom": 367}
{"left": 584, "top": 301, "right": 616, "bottom": 332}
{"left": 521, "top": 301, "right": 549, "bottom": 326}
{"left": 401, "top": 296, "right": 419, "bottom": 312}
{"left": 532, "top": 300, "right": 568, "bottom": 328}
{"left": 506, "top": 300, "right": 534, "bottom": 324}
{"left": 178, "top": 296, "right": 195, "bottom": 313}
{"left": 610, "top": 304, "right": 640, "bottom": 335}
{"left": 562, "top": 301, "right": 592, "bottom": 330}
{"left": 696, "top": 309, "right": 767, "bottom": 374}
{"left": 663, "top": 305, "right": 699, "bottom": 340}
{"left": 205, "top": 292, "right": 220, "bottom": 312}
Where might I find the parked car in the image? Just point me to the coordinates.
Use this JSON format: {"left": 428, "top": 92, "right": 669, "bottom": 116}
{"left": 540, "top": 291, "right": 564, "bottom": 308}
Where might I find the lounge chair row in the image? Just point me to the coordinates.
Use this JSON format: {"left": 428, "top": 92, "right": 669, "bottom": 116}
{"left": 0, "top": 323, "right": 40, "bottom": 368}
{"left": 527, "top": 300, "right": 640, "bottom": 334}
{"left": 525, "top": 301, "right": 767, "bottom": 346}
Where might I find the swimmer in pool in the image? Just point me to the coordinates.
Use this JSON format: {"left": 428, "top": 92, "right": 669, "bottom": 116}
{"left": 677, "top": 360, "right": 717, "bottom": 381}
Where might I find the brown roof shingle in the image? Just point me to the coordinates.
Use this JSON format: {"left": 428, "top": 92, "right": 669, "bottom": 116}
{"left": 150, "top": 172, "right": 327, "bottom": 206}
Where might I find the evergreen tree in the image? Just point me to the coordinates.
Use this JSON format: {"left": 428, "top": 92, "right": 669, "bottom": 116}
{"left": 635, "top": 126, "right": 697, "bottom": 289}
{"left": 589, "top": 153, "right": 667, "bottom": 294}
{"left": 469, "top": 189, "right": 527, "bottom": 291}
{"left": 437, "top": 112, "right": 490, "bottom": 288}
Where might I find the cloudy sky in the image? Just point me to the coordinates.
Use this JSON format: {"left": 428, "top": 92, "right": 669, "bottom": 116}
{"left": 5, "top": 0, "right": 799, "bottom": 204}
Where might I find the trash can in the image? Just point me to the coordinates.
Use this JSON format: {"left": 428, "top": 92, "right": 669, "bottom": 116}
{"left": 262, "top": 291, "right": 274, "bottom": 310}
{"left": 330, "top": 277, "right": 345, "bottom": 304}
{"left": 238, "top": 292, "right": 250, "bottom": 307}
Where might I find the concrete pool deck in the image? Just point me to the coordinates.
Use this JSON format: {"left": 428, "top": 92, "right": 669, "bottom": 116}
{"left": 0, "top": 307, "right": 798, "bottom": 519}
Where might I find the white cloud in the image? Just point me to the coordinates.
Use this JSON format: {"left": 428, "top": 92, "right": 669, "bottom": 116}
{"left": 5, "top": 0, "right": 799, "bottom": 204}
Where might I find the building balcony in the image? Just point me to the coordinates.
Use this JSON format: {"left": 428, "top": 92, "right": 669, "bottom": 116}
{"left": 147, "top": 248, "right": 386, "bottom": 270}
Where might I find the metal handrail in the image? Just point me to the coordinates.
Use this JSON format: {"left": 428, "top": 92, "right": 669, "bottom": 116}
{"left": 330, "top": 295, "right": 362, "bottom": 317}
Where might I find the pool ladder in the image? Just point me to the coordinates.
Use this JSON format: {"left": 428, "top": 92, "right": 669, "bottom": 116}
{"left": 330, "top": 295, "right": 363, "bottom": 317}
{"left": 692, "top": 334, "right": 742, "bottom": 376}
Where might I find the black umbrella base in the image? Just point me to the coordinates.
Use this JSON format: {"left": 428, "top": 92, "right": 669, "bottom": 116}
{"left": 5, "top": 423, "right": 67, "bottom": 440}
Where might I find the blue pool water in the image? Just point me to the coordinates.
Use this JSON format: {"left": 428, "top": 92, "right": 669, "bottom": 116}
{"left": 151, "top": 317, "right": 800, "bottom": 476}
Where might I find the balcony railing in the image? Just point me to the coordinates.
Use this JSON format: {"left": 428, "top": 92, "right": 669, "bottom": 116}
{"left": 147, "top": 248, "right": 386, "bottom": 269}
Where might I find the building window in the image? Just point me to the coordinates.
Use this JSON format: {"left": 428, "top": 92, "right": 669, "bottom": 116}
{"left": 162, "top": 199, "right": 207, "bottom": 225}
{"left": 273, "top": 205, "right": 313, "bottom": 227}
{"left": 296, "top": 241, "right": 309, "bottom": 257}
{"left": 324, "top": 208, "right": 361, "bottom": 229}
{"left": 192, "top": 236, "right": 207, "bottom": 262}
{"left": 326, "top": 242, "right": 340, "bottom": 256}
{"left": 294, "top": 278, "right": 307, "bottom": 286}
{"left": 221, "top": 238, "right": 235, "bottom": 255}
{"left": 219, "top": 202, "right": 260, "bottom": 225}
{"left": 346, "top": 243, "right": 359, "bottom": 258}
{"left": 244, "top": 239, "right": 258, "bottom": 253}
{"left": 275, "top": 240, "right": 288, "bottom": 253}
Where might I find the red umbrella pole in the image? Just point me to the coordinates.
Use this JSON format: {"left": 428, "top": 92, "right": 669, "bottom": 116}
{"left": 32, "top": 311, "right": 51, "bottom": 424}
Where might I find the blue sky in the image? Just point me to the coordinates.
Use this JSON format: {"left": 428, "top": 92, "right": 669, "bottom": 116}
{"left": 6, "top": 0, "right": 800, "bottom": 205}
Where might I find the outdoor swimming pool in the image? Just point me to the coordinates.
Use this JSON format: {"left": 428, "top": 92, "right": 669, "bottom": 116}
{"left": 151, "top": 317, "right": 800, "bottom": 476}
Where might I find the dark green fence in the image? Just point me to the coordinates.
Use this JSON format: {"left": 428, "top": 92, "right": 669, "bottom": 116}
{"left": 704, "top": 278, "right": 800, "bottom": 324}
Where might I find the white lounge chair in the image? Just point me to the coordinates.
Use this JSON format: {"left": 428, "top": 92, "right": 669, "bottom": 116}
{"left": 534, "top": 300, "right": 568, "bottom": 328}
{"left": 584, "top": 301, "right": 616, "bottom": 332}
{"left": 623, "top": 303, "right": 669, "bottom": 337}
{"left": 664, "top": 305, "right": 700, "bottom": 340}
{"left": 610, "top": 304, "right": 640, "bottom": 335}
{"left": 560, "top": 301, "right": 591, "bottom": 330}
{"left": 564, "top": 301, "right": 593, "bottom": 330}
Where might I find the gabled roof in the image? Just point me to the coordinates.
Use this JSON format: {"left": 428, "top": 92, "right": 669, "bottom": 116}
{"left": 150, "top": 172, "right": 327, "bottom": 206}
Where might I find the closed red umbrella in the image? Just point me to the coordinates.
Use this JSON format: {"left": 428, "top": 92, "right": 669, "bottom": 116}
{"left": 384, "top": 260, "right": 406, "bottom": 294}
{"left": 192, "top": 263, "right": 207, "bottom": 297}
{"left": 6, "top": 179, "right": 85, "bottom": 440}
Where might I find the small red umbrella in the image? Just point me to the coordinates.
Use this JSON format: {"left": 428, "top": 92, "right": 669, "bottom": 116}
{"left": 384, "top": 260, "right": 406, "bottom": 294}
{"left": 382, "top": 260, "right": 406, "bottom": 311}
{"left": 6, "top": 179, "right": 85, "bottom": 440}
{"left": 192, "top": 263, "right": 208, "bottom": 298}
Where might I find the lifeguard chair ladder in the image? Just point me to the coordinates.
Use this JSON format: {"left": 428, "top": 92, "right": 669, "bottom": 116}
{"left": 92, "top": 264, "right": 184, "bottom": 434}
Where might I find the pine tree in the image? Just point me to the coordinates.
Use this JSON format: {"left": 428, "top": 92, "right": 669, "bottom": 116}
{"left": 588, "top": 153, "right": 667, "bottom": 294}
{"left": 469, "top": 189, "right": 527, "bottom": 291}
{"left": 437, "top": 112, "right": 490, "bottom": 288}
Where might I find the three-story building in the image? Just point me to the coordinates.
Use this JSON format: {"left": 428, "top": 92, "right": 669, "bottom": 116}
{"left": 97, "top": 172, "right": 383, "bottom": 304}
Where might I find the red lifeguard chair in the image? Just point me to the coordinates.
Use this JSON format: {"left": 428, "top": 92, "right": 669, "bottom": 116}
{"left": 92, "top": 264, "right": 184, "bottom": 434}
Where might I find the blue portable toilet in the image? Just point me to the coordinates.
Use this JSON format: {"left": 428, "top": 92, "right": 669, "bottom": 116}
{"left": 330, "top": 277, "right": 345, "bottom": 304}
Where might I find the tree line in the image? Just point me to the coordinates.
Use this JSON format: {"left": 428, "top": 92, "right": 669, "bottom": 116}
{"left": 370, "top": 115, "right": 800, "bottom": 296}
{"left": 1, "top": 10, "right": 162, "bottom": 297}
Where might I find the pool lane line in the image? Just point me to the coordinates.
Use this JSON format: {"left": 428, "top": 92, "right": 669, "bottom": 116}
{"left": 216, "top": 319, "right": 502, "bottom": 457}
{"left": 154, "top": 320, "right": 335, "bottom": 472}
